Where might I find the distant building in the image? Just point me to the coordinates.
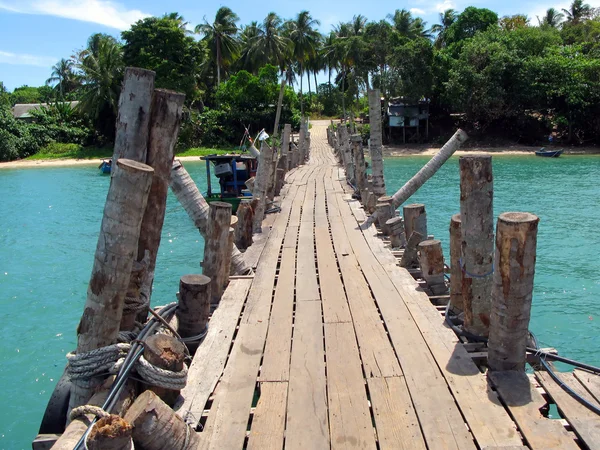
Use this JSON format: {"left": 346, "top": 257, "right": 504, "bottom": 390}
{"left": 12, "top": 101, "right": 80, "bottom": 120}
{"left": 387, "top": 98, "right": 429, "bottom": 143}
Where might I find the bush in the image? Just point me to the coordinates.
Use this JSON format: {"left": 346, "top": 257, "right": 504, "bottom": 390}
{"left": 0, "top": 129, "right": 19, "bottom": 161}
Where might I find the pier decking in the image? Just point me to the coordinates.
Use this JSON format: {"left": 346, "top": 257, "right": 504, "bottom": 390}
{"left": 174, "top": 122, "right": 599, "bottom": 450}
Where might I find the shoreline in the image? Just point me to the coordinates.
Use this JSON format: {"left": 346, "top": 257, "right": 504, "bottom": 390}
{"left": 0, "top": 155, "right": 204, "bottom": 169}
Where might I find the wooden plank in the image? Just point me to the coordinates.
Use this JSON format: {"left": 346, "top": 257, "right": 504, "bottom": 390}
{"left": 175, "top": 278, "right": 252, "bottom": 424}
{"left": 489, "top": 371, "right": 579, "bottom": 449}
{"left": 367, "top": 377, "right": 426, "bottom": 450}
{"left": 247, "top": 382, "right": 288, "bottom": 450}
{"left": 286, "top": 300, "right": 330, "bottom": 449}
{"left": 574, "top": 369, "right": 600, "bottom": 404}
{"left": 536, "top": 370, "right": 600, "bottom": 450}
{"left": 296, "top": 188, "right": 319, "bottom": 302}
{"left": 324, "top": 322, "right": 377, "bottom": 449}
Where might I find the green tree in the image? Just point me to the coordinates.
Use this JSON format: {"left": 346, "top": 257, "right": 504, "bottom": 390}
{"left": 562, "top": 0, "right": 592, "bottom": 24}
{"left": 10, "top": 85, "right": 54, "bottom": 104}
{"left": 46, "top": 59, "right": 80, "bottom": 98}
{"left": 431, "top": 9, "right": 458, "bottom": 48}
{"left": 388, "top": 38, "right": 434, "bottom": 101}
{"left": 445, "top": 7, "right": 499, "bottom": 45}
{"left": 122, "top": 14, "right": 206, "bottom": 100}
{"left": 537, "top": 8, "right": 564, "bottom": 28}
{"left": 196, "top": 7, "right": 240, "bottom": 86}
{"left": 499, "top": 14, "right": 529, "bottom": 31}
{"left": 76, "top": 33, "right": 124, "bottom": 140}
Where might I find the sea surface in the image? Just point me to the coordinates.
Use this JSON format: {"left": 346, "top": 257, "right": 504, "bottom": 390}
{"left": 0, "top": 155, "right": 599, "bottom": 449}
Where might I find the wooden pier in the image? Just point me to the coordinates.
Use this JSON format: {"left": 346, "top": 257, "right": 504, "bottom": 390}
{"left": 172, "top": 122, "right": 600, "bottom": 450}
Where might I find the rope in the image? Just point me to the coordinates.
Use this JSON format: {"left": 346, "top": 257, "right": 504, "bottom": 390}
{"left": 67, "top": 343, "right": 131, "bottom": 383}
{"left": 136, "top": 354, "right": 188, "bottom": 390}
{"left": 70, "top": 405, "right": 110, "bottom": 421}
{"left": 459, "top": 257, "right": 494, "bottom": 278}
{"left": 123, "top": 294, "right": 148, "bottom": 314}
{"left": 181, "top": 325, "right": 209, "bottom": 343}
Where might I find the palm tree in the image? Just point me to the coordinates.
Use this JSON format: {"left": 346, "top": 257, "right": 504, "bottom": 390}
{"left": 285, "top": 11, "right": 321, "bottom": 116}
{"left": 562, "top": 0, "right": 592, "bottom": 24}
{"left": 46, "top": 58, "right": 79, "bottom": 98}
{"left": 387, "top": 9, "right": 414, "bottom": 37}
{"left": 537, "top": 8, "right": 564, "bottom": 27}
{"left": 76, "top": 34, "right": 123, "bottom": 139}
{"left": 238, "top": 22, "right": 262, "bottom": 73}
{"left": 195, "top": 7, "right": 240, "bottom": 86}
{"left": 431, "top": 9, "right": 457, "bottom": 48}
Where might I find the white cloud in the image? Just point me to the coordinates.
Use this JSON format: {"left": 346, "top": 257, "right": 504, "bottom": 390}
{"left": 410, "top": 8, "right": 426, "bottom": 15}
{"left": 0, "top": 0, "right": 150, "bottom": 30}
{"left": 434, "top": 0, "right": 456, "bottom": 13}
{"left": 0, "top": 50, "right": 57, "bottom": 67}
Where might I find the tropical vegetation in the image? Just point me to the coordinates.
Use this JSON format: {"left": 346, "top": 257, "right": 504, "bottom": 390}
{"left": 2, "top": 1, "right": 600, "bottom": 161}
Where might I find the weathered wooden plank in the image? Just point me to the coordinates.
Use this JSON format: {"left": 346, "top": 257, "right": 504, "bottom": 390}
{"left": 367, "top": 377, "right": 426, "bottom": 450}
{"left": 175, "top": 278, "right": 252, "bottom": 424}
{"left": 246, "top": 382, "right": 288, "bottom": 450}
{"left": 489, "top": 371, "right": 579, "bottom": 450}
{"left": 574, "top": 369, "right": 600, "bottom": 404}
{"left": 324, "top": 321, "right": 377, "bottom": 449}
{"left": 241, "top": 212, "right": 277, "bottom": 269}
{"left": 286, "top": 300, "right": 330, "bottom": 449}
{"left": 296, "top": 189, "right": 319, "bottom": 302}
{"left": 536, "top": 370, "right": 600, "bottom": 450}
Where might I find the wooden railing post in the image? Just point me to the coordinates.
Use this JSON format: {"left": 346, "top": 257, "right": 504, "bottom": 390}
{"left": 70, "top": 159, "right": 154, "bottom": 411}
{"left": 460, "top": 155, "right": 494, "bottom": 337}
{"left": 235, "top": 201, "right": 254, "bottom": 251}
{"left": 376, "top": 196, "right": 394, "bottom": 235}
{"left": 449, "top": 214, "right": 463, "bottom": 312}
{"left": 203, "top": 201, "right": 233, "bottom": 308}
{"left": 368, "top": 88, "right": 386, "bottom": 197}
{"left": 177, "top": 274, "right": 211, "bottom": 354}
{"left": 386, "top": 217, "right": 406, "bottom": 248}
{"left": 418, "top": 239, "right": 448, "bottom": 295}
{"left": 403, "top": 203, "right": 427, "bottom": 246}
{"left": 298, "top": 119, "right": 307, "bottom": 165}
{"left": 488, "top": 212, "right": 539, "bottom": 372}
{"left": 252, "top": 141, "right": 273, "bottom": 233}
{"left": 351, "top": 134, "right": 366, "bottom": 194}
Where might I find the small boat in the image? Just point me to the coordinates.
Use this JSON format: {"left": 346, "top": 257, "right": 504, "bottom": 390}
{"left": 535, "top": 148, "right": 563, "bottom": 157}
{"left": 202, "top": 154, "right": 257, "bottom": 213}
{"left": 99, "top": 159, "right": 112, "bottom": 174}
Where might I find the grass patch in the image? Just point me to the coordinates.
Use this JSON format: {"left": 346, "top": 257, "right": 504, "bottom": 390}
{"left": 174, "top": 147, "right": 235, "bottom": 157}
{"left": 27, "top": 143, "right": 112, "bottom": 160}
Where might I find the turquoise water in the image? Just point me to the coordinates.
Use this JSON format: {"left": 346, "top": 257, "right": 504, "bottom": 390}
{"left": 0, "top": 155, "right": 599, "bottom": 449}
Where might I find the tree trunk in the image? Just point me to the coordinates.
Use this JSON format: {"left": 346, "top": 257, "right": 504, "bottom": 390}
{"left": 216, "top": 39, "right": 221, "bottom": 86}
{"left": 307, "top": 69, "right": 312, "bottom": 103}
{"left": 314, "top": 71, "right": 318, "bottom": 99}
{"left": 169, "top": 160, "right": 250, "bottom": 275}
{"left": 70, "top": 159, "right": 154, "bottom": 411}
{"left": 280, "top": 123, "right": 291, "bottom": 171}
{"left": 86, "top": 415, "right": 133, "bottom": 450}
{"left": 252, "top": 141, "right": 274, "bottom": 233}
{"left": 235, "top": 202, "right": 254, "bottom": 251}
{"left": 351, "top": 134, "right": 366, "bottom": 194}
{"left": 137, "top": 89, "right": 185, "bottom": 310}
{"left": 273, "top": 77, "right": 287, "bottom": 137}
{"left": 341, "top": 69, "right": 346, "bottom": 120}
{"left": 391, "top": 129, "right": 468, "bottom": 210}
{"left": 177, "top": 274, "right": 211, "bottom": 354}
{"left": 203, "top": 202, "right": 233, "bottom": 308}
{"left": 368, "top": 89, "right": 386, "bottom": 197}
{"left": 300, "top": 64, "right": 304, "bottom": 117}
{"left": 460, "top": 155, "right": 494, "bottom": 337}
{"left": 112, "top": 68, "right": 155, "bottom": 166}
{"left": 123, "top": 391, "right": 200, "bottom": 450}
{"left": 403, "top": 203, "right": 427, "bottom": 246}
{"left": 449, "top": 214, "right": 463, "bottom": 312}
{"left": 488, "top": 212, "right": 539, "bottom": 372}
{"left": 418, "top": 239, "right": 447, "bottom": 295}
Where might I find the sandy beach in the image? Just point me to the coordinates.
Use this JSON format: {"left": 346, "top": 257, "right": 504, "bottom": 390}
{"left": 0, "top": 155, "right": 204, "bottom": 169}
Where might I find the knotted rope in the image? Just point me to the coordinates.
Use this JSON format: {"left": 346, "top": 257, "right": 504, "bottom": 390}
{"left": 136, "top": 355, "right": 188, "bottom": 390}
{"left": 67, "top": 343, "right": 131, "bottom": 386}
{"left": 69, "top": 405, "right": 110, "bottom": 421}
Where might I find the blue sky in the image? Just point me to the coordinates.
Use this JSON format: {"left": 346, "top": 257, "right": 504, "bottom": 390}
{"left": 0, "top": 0, "right": 593, "bottom": 91}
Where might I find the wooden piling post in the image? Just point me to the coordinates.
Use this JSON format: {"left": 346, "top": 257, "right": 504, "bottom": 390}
{"left": 70, "top": 159, "right": 154, "bottom": 411}
{"left": 124, "top": 391, "right": 200, "bottom": 450}
{"left": 386, "top": 217, "right": 406, "bottom": 248}
{"left": 368, "top": 88, "right": 386, "bottom": 197}
{"left": 252, "top": 141, "right": 274, "bottom": 232}
{"left": 449, "top": 214, "right": 463, "bottom": 312}
{"left": 170, "top": 160, "right": 250, "bottom": 275}
{"left": 282, "top": 124, "right": 291, "bottom": 171}
{"left": 488, "top": 212, "right": 539, "bottom": 372}
{"left": 120, "top": 259, "right": 147, "bottom": 331}
{"left": 86, "top": 415, "right": 133, "bottom": 450}
{"left": 177, "top": 275, "right": 211, "bottom": 354}
{"left": 112, "top": 68, "right": 155, "bottom": 165}
{"left": 235, "top": 201, "right": 254, "bottom": 251}
{"left": 203, "top": 201, "right": 232, "bottom": 308}
{"left": 403, "top": 203, "right": 427, "bottom": 245}
{"left": 142, "top": 334, "right": 186, "bottom": 406}
{"left": 298, "top": 120, "right": 307, "bottom": 165}
{"left": 460, "top": 155, "right": 494, "bottom": 337}
{"left": 418, "top": 239, "right": 448, "bottom": 295}
{"left": 400, "top": 231, "right": 423, "bottom": 268}
{"left": 274, "top": 168, "right": 285, "bottom": 196}
{"left": 137, "top": 89, "right": 185, "bottom": 313}
{"left": 351, "top": 134, "right": 366, "bottom": 193}
{"left": 376, "top": 196, "right": 394, "bottom": 235}
{"left": 245, "top": 176, "right": 255, "bottom": 194}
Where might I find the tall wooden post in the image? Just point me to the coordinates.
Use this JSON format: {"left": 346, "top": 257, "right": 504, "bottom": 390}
{"left": 252, "top": 141, "right": 273, "bottom": 233}
{"left": 351, "top": 134, "right": 366, "bottom": 194}
{"left": 169, "top": 160, "right": 250, "bottom": 275}
{"left": 488, "top": 212, "right": 539, "bottom": 371}
{"left": 112, "top": 68, "right": 155, "bottom": 165}
{"left": 418, "top": 239, "right": 448, "bottom": 295}
{"left": 177, "top": 274, "right": 211, "bottom": 354}
{"left": 460, "top": 155, "right": 494, "bottom": 337}
{"left": 298, "top": 120, "right": 307, "bottom": 165}
{"left": 70, "top": 159, "right": 154, "bottom": 411}
{"left": 403, "top": 203, "right": 427, "bottom": 245}
{"left": 449, "top": 214, "right": 463, "bottom": 312}
{"left": 204, "top": 201, "right": 232, "bottom": 308}
{"left": 124, "top": 391, "right": 200, "bottom": 450}
{"left": 137, "top": 89, "right": 185, "bottom": 310}
{"left": 235, "top": 201, "right": 254, "bottom": 251}
{"left": 368, "top": 88, "right": 386, "bottom": 197}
